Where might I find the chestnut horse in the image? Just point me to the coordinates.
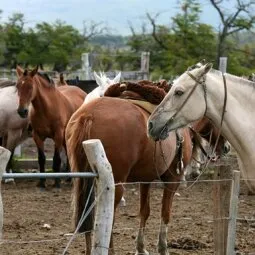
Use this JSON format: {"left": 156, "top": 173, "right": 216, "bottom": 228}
{"left": 16, "top": 66, "right": 87, "bottom": 189}
{"left": 66, "top": 81, "right": 194, "bottom": 255}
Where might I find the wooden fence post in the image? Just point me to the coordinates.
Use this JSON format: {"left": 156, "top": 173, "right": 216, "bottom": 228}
{"left": 212, "top": 56, "right": 230, "bottom": 254}
{"left": 82, "top": 139, "right": 115, "bottom": 255}
{"left": 141, "top": 51, "right": 150, "bottom": 79}
{"left": 0, "top": 147, "right": 11, "bottom": 239}
{"left": 81, "top": 53, "right": 91, "bottom": 80}
{"left": 226, "top": 170, "right": 240, "bottom": 255}
{"left": 213, "top": 163, "right": 231, "bottom": 255}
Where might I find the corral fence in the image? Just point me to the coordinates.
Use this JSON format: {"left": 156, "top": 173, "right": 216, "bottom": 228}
{"left": 0, "top": 51, "right": 150, "bottom": 84}
{"left": 0, "top": 139, "right": 115, "bottom": 255}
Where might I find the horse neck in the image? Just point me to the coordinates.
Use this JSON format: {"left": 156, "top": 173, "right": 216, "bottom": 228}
{"left": 31, "top": 76, "right": 57, "bottom": 113}
{"left": 84, "top": 88, "right": 100, "bottom": 104}
{"left": 206, "top": 72, "right": 255, "bottom": 159}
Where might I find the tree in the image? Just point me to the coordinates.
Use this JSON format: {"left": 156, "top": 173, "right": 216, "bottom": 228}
{"left": 209, "top": 0, "right": 255, "bottom": 67}
{"left": 2, "top": 13, "right": 26, "bottom": 68}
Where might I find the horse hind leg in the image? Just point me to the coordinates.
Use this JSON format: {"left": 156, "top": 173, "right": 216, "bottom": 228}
{"left": 158, "top": 164, "right": 181, "bottom": 255}
{"left": 135, "top": 183, "right": 150, "bottom": 255}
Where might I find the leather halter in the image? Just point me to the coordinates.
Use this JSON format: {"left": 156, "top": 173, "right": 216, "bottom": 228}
{"left": 160, "top": 71, "right": 207, "bottom": 138}
{"left": 161, "top": 68, "right": 228, "bottom": 165}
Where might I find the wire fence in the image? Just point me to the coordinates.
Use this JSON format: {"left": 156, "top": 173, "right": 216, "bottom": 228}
{"left": 1, "top": 177, "right": 255, "bottom": 255}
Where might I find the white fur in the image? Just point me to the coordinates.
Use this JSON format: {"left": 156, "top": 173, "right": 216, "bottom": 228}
{"left": 149, "top": 62, "right": 255, "bottom": 192}
{"left": 84, "top": 71, "right": 121, "bottom": 104}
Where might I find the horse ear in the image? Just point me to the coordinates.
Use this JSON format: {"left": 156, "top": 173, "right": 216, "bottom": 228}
{"left": 94, "top": 71, "right": 103, "bottom": 87}
{"left": 30, "top": 66, "right": 38, "bottom": 77}
{"left": 199, "top": 59, "right": 207, "bottom": 65}
{"left": 203, "top": 63, "right": 213, "bottom": 74}
{"left": 16, "top": 65, "right": 24, "bottom": 77}
{"left": 113, "top": 72, "right": 121, "bottom": 84}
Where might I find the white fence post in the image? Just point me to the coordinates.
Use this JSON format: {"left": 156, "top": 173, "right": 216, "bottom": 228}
{"left": 141, "top": 51, "right": 150, "bottom": 79}
{"left": 226, "top": 170, "right": 240, "bottom": 255}
{"left": 219, "top": 57, "right": 227, "bottom": 73}
{"left": 82, "top": 139, "right": 115, "bottom": 255}
{"left": 81, "top": 53, "right": 91, "bottom": 80}
{"left": 0, "top": 147, "right": 11, "bottom": 239}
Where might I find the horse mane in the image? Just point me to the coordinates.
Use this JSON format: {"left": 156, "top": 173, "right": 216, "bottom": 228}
{"left": 104, "top": 80, "right": 169, "bottom": 105}
{"left": 210, "top": 68, "right": 255, "bottom": 88}
{"left": 0, "top": 80, "right": 16, "bottom": 88}
{"left": 37, "top": 72, "right": 55, "bottom": 87}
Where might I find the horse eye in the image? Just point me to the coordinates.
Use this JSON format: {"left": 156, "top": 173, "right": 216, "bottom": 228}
{"left": 174, "top": 90, "right": 184, "bottom": 96}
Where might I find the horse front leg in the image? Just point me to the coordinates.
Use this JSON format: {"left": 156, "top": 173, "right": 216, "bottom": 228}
{"left": 33, "top": 133, "right": 46, "bottom": 189}
{"left": 52, "top": 131, "right": 66, "bottom": 188}
{"left": 135, "top": 183, "right": 150, "bottom": 255}
{"left": 52, "top": 147, "right": 62, "bottom": 188}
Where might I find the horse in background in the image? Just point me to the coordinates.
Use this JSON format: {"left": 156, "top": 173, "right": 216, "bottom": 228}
{"left": 84, "top": 71, "right": 121, "bottom": 104}
{"left": 0, "top": 80, "right": 31, "bottom": 181}
{"left": 16, "top": 66, "right": 87, "bottom": 189}
{"left": 184, "top": 118, "right": 231, "bottom": 180}
{"left": 55, "top": 73, "right": 68, "bottom": 87}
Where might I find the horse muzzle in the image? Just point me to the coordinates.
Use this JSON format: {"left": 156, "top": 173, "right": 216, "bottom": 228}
{"left": 148, "top": 120, "right": 170, "bottom": 141}
{"left": 17, "top": 108, "right": 28, "bottom": 118}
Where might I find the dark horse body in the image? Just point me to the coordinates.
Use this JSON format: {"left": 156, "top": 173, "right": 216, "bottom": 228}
{"left": 16, "top": 66, "right": 87, "bottom": 188}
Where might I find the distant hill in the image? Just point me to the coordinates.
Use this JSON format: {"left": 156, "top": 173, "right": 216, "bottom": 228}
{"left": 89, "top": 34, "right": 130, "bottom": 48}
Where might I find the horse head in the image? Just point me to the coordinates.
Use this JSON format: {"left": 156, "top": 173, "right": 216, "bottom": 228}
{"left": 16, "top": 65, "right": 38, "bottom": 118}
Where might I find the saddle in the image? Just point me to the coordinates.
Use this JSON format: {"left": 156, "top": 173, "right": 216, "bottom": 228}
{"left": 104, "top": 80, "right": 170, "bottom": 113}
{"left": 104, "top": 80, "right": 184, "bottom": 174}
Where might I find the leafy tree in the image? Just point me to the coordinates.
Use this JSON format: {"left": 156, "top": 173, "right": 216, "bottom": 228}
{"left": 2, "top": 13, "right": 26, "bottom": 68}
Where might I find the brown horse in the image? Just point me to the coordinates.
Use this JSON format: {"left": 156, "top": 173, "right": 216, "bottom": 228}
{"left": 16, "top": 66, "right": 87, "bottom": 189}
{"left": 65, "top": 81, "right": 197, "bottom": 255}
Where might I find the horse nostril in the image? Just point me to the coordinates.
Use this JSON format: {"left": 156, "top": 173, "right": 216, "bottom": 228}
{"left": 17, "top": 108, "right": 28, "bottom": 118}
{"left": 148, "top": 121, "right": 153, "bottom": 131}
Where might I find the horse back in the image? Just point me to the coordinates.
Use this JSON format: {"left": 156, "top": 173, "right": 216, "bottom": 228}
{"left": 66, "top": 97, "right": 177, "bottom": 183}
{"left": 58, "top": 85, "right": 87, "bottom": 111}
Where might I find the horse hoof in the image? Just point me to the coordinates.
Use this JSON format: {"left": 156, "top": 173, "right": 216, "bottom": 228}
{"left": 37, "top": 181, "right": 46, "bottom": 189}
{"left": 135, "top": 250, "right": 149, "bottom": 255}
{"left": 119, "top": 197, "right": 126, "bottom": 207}
{"left": 4, "top": 178, "right": 15, "bottom": 184}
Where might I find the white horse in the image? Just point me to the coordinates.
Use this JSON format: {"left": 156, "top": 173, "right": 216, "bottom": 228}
{"left": 0, "top": 80, "right": 30, "bottom": 180}
{"left": 84, "top": 71, "right": 121, "bottom": 104}
{"left": 148, "top": 61, "right": 255, "bottom": 193}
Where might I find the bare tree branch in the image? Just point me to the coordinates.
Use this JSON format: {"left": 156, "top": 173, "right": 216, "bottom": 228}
{"left": 82, "top": 21, "right": 108, "bottom": 40}
{"left": 209, "top": 0, "right": 225, "bottom": 24}
{"left": 146, "top": 12, "right": 168, "bottom": 50}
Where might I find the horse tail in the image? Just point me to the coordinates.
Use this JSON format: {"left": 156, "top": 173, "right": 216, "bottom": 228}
{"left": 66, "top": 113, "right": 95, "bottom": 233}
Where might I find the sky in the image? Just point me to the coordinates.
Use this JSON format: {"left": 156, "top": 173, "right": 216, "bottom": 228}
{"left": 0, "top": 0, "right": 231, "bottom": 36}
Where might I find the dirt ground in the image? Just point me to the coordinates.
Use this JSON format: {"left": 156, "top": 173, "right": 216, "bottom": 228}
{"left": 1, "top": 138, "right": 255, "bottom": 255}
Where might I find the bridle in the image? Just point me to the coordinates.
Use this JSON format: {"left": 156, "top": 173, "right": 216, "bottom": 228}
{"left": 159, "top": 65, "right": 228, "bottom": 183}
{"left": 159, "top": 70, "right": 207, "bottom": 138}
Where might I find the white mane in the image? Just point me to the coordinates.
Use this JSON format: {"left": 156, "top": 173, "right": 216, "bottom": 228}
{"left": 84, "top": 71, "right": 121, "bottom": 104}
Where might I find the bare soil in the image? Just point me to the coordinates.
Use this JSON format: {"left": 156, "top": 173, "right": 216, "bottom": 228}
{"left": 1, "top": 138, "right": 255, "bottom": 255}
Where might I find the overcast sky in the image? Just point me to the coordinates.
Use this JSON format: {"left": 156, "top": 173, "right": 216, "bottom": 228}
{"left": 0, "top": 0, "right": 230, "bottom": 35}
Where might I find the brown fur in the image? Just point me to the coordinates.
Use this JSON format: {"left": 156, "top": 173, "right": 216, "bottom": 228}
{"left": 16, "top": 65, "right": 87, "bottom": 189}
{"left": 65, "top": 96, "right": 193, "bottom": 254}
{"left": 104, "top": 81, "right": 166, "bottom": 104}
